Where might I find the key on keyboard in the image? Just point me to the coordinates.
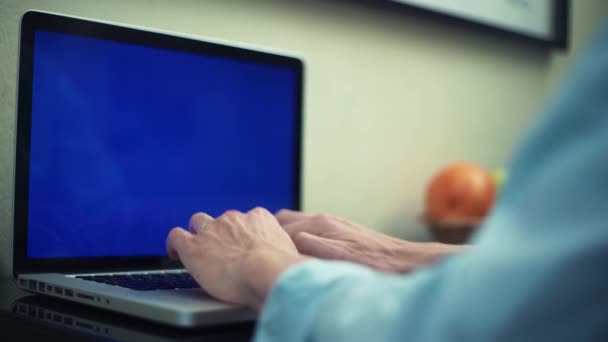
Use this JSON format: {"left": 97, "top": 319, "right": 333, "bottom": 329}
{"left": 76, "top": 272, "right": 199, "bottom": 291}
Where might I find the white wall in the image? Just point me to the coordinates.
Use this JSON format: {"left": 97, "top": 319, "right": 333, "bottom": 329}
{"left": 1, "top": 0, "right": 607, "bottom": 276}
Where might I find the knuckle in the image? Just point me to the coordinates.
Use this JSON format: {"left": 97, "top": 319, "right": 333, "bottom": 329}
{"left": 276, "top": 209, "right": 289, "bottom": 217}
{"left": 292, "top": 231, "right": 307, "bottom": 244}
{"left": 225, "top": 210, "right": 239, "bottom": 216}
{"left": 252, "top": 207, "right": 267, "bottom": 215}
{"left": 167, "top": 228, "right": 189, "bottom": 249}
{"left": 190, "top": 212, "right": 206, "bottom": 222}
{"left": 191, "top": 211, "right": 205, "bottom": 218}
{"left": 221, "top": 210, "right": 240, "bottom": 220}
{"left": 195, "top": 222, "right": 214, "bottom": 236}
{"left": 168, "top": 227, "right": 182, "bottom": 240}
{"left": 312, "top": 214, "right": 332, "bottom": 224}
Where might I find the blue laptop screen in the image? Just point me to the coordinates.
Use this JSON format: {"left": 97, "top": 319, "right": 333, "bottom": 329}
{"left": 27, "top": 30, "right": 298, "bottom": 258}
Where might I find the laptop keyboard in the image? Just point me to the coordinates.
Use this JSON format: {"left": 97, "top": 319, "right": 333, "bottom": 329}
{"left": 76, "top": 272, "right": 199, "bottom": 291}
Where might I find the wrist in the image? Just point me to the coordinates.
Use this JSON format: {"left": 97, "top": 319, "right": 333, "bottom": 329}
{"left": 242, "top": 250, "right": 308, "bottom": 311}
{"left": 391, "top": 240, "right": 468, "bottom": 273}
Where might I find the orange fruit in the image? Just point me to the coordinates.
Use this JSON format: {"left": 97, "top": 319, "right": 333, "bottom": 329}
{"left": 425, "top": 162, "right": 496, "bottom": 222}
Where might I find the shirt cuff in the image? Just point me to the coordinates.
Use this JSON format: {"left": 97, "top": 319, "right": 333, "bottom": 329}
{"left": 253, "top": 258, "right": 377, "bottom": 342}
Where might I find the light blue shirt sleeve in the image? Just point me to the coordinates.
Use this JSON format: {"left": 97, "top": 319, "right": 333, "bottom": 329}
{"left": 254, "top": 20, "right": 608, "bottom": 342}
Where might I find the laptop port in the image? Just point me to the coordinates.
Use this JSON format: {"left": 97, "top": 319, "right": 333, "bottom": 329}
{"left": 54, "top": 287, "right": 63, "bottom": 295}
{"left": 65, "top": 289, "right": 74, "bottom": 297}
{"left": 64, "top": 317, "right": 73, "bottom": 325}
{"left": 19, "top": 279, "right": 27, "bottom": 287}
{"left": 76, "top": 293, "right": 94, "bottom": 301}
{"left": 38, "top": 309, "right": 45, "bottom": 319}
{"left": 28, "top": 280, "right": 37, "bottom": 290}
{"left": 76, "top": 321, "right": 94, "bottom": 330}
{"left": 38, "top": 282, "right": 46, "bottom": 292}
{"left": 53, "top": 314, "right": 62, "bottom": 323}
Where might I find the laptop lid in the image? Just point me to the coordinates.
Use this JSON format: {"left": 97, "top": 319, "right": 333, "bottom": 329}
{"left": 13, "top": 11, "right": 304, "bottom": 276}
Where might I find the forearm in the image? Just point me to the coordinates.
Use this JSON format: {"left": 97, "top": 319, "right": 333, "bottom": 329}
{"left": 242, "top": 237, "right": 468, "bottom": 310}
{"left": 254, "top": 259, "right": 427, "bottom": 342}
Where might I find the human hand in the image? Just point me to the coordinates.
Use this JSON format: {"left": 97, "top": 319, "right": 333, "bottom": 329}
{"left": 276, "top": 210, "right": 467, "bottom": 273}
{"left": 166, "top": 208, "right": 308, "bottom": 311}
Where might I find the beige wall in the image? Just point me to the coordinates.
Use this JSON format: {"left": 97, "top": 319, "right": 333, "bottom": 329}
{"left": 0, "top": 0, "right": 606, "bottom": 276}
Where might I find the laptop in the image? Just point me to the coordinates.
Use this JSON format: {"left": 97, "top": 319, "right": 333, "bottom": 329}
{"left": 12, "top": 10, "right": 303, "bottom": 328}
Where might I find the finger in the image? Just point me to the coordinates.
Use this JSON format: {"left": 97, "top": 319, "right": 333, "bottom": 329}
{"left": 189, "top": 212, "right": 214, "bottom": 234}
{"left": 275, "top": 209, "right": 311, "bottom": 226}
{"left": 247, "top": 207, "right": 271, "bottom": 216}
{"left": 281, "top": 216, "right": 326, "bottom": 238}
{"left": 166, "top": 227, "right": 193, "bottom": 261}
{"left": 293, "top": 232, "right": 341, "bottom": 260}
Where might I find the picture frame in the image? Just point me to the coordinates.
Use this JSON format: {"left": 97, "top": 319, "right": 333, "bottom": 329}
{"left": 389, "top": 0, "right": 569, "bottom": 49}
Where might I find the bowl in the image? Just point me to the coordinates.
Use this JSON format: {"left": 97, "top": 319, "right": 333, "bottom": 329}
{"left": 421, "top": 215, "right": 481, "bottom": 244}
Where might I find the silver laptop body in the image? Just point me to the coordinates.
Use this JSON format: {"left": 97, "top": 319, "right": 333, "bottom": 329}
{"left": 11, "top": 295, "right": 253, "bottom": 340}
{"left": 16, "top": 271, "right": 253, "bottom": 327}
